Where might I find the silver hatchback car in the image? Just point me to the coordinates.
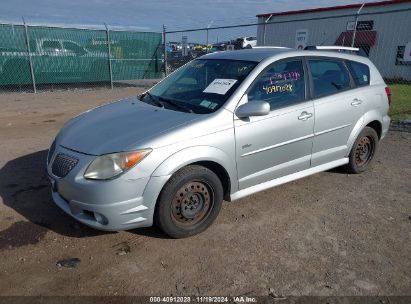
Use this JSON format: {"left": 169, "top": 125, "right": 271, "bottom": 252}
{"left": 47, "top": 47, "right": 391, "bottom": 238}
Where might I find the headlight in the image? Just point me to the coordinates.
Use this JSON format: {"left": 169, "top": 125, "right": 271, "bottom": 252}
{"left": 84, "top": 149, "right": 151, "bottom": 180}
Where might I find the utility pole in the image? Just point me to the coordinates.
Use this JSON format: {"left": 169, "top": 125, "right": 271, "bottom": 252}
{"left": 263, "top": 14, "right": 273, "bottom": 46}
{"left": 206, "top": 28, "right": 209, "bottom": 53}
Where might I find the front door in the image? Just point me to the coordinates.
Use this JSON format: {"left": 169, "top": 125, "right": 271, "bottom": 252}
{"left": 234, "top": 58, "right": 315, "bottom": 190}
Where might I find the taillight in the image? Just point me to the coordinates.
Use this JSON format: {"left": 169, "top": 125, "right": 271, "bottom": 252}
{"left": 385, "top": 86, "right": 392, "bottom": 106}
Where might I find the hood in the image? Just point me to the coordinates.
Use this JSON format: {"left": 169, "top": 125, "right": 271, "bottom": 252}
{"left": 58, "top": 96, "right": 201, "bottom": 155}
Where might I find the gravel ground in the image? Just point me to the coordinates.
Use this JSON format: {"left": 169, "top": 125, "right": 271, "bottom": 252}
{"left": 0, "top": 88, "right": 410, "bottom": 297}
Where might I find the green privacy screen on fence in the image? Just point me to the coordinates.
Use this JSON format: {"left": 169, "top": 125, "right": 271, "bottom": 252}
{"left": 110, "top": 31, "right": 163, "bottom": 80}
{"left": 0, "top": 24, "right": 32, "bottom": 85}
{"left": 0, "top": 23, "right": 164, "bottom": 87}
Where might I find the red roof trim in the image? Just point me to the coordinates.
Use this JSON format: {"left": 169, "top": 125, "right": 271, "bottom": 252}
{"left": 256, "top": 0, "right": 411, "bottom": 18}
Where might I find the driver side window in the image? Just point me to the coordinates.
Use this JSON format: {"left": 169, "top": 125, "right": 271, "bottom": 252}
{"left": 248, "top": 59, "right": 305, "bottom": 110}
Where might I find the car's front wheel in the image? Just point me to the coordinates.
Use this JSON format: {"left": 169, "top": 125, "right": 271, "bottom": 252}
{"left": 344, "top": 126, "right": 379, "bottom": 174}
{"left": 155, "top": 165, "right": 223, "bottom": 238}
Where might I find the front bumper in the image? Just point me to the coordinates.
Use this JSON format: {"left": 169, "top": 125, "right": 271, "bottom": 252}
{"left": 51, "top": 189, "right": 153, "bottom": 231}
{"left": 47, "top": 145, "right": 167, "bottom": 231}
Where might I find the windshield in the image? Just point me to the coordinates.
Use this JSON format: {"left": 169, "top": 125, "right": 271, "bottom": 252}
{"left": 145, "top": 59, "right": 257, "bottom": 114}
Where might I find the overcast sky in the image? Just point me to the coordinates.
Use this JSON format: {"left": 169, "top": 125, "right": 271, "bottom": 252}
{"left": 0, "top": 0, "right": 380, "bottom": 42}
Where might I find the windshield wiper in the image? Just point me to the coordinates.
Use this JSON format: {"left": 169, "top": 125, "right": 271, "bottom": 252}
{"left": 158, "top": 96, "right": 194, "bottom": 113}
{"left": 141, "top": 92, "right": 164, "bottom": 108}
{"left": 141, "top": 92, "right": 194, "bottom": 113}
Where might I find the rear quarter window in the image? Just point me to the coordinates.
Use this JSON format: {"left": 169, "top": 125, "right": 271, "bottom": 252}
{"left": 349, "top": 61, "right": 370, "bottom": 87}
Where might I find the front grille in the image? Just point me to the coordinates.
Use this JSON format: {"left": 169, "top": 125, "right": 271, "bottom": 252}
{"left": 52, "top": 153, "right": 79, "bottom": 178}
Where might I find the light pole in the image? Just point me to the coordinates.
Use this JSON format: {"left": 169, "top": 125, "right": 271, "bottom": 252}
{"left": 351, "top": 3, "right": 365, "bottom": 47}
{"left": 263, "top": 14, "right": 273, "bottom": 46}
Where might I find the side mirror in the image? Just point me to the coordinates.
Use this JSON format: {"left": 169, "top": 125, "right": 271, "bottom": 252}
{"left": 236, "top": 99, "right": 270, "bottom": 118}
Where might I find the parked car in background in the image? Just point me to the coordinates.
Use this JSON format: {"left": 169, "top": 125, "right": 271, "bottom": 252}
{"left": 47, "top": 46, "right": 390, "bottom": 238}
{"left": 168, "top": 42, "right": 182, "bottom": 51}
{"left": 234, "top": 37, "right": 257, "bottom": 49}
{"left": 193, "top": 44, "right": 213, "bottom": 52}
{"left": 212, "top": 41, "right": 231, "bottom": 51}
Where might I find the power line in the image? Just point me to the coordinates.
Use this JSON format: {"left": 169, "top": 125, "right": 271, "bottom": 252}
{"left": 166, "top": 7, "right": 411, "bottom": 34}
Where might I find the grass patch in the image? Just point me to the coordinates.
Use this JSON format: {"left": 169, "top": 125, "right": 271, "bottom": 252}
{"left": 389, "top": 84, "right": 411, "bottom": 120}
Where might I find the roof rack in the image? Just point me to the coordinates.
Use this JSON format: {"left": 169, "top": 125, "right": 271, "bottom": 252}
{"left": 313, "top": 46, "right": 359, "bottom": 51}
{"left": 253, "top": 46, "right": 291, "bottom": 49}
{"left": 304, "top": 45, "right": 367, "bottom": 57}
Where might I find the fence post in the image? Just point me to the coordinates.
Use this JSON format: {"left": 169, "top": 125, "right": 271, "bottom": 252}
{"left": 163, "top": 24, "right": 167, "bottom": 77}
{"left": 104, "top": 23, "right": 114, "bottom": 89}
{"left": 22, "top": 17, "right": 36, "bottom": 93}
{"left": 206, "top": 28, "right": 209, "bottom": 53}
{"left": 351, "top": 3, "right": 365, "bottom": 47}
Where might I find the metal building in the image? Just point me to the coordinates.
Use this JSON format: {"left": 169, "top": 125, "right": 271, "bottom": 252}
{"left": 256, "top": 0, "right": 411, "bottom": 80}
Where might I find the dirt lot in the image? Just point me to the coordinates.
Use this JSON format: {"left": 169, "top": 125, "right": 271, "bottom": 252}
{"left": 0, "top": 88, "right": 410, "bottom": 297}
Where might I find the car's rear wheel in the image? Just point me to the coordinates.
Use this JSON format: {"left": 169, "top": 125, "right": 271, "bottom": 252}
{"left": 344, "top": 127, "right": 378, "bottom": 174}
{"left": 155, "top": 165, "right": 223, "bottom": 238}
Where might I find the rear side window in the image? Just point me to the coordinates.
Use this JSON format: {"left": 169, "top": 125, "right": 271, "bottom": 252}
{"left": 349, "top": 61, "right": 370, "bottom": 87}
{"left": 308, "top": 59, "right": 350, "bottom": 98}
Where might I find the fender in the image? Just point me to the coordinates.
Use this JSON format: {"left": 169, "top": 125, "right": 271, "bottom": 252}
{"left": 141, "top": 146, "right": 238, "bottom": 211}
{"left": 346, "top": 109, "right": 383, "bottom": 155}
{"left": 152, "top": 145, "right": 238, "bottom": 193}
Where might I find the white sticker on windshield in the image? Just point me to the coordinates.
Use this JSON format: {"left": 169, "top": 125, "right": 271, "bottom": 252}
{"left": 203, "top": 79, "right": 237, "bottom": 95}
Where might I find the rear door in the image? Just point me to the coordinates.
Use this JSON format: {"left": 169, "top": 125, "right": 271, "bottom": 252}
{"left": 234, "top": 58, "right": 315, "bottom": 190}
{"left": 308, "top": 57, "right": 364, "bottom": 166}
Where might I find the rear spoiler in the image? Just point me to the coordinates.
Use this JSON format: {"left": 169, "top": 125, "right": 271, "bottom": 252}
{"left": 304, "top": 45, "right": 367, "bottom": 57}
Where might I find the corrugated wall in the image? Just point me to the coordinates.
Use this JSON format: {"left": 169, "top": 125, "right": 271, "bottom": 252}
{"left": 258, "top": 3, "right": 411, "bottom": 80}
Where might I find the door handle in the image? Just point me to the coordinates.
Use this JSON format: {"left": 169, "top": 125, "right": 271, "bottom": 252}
{"left": 351, "top": 98, "right": 363, "bottom": 106}
{"left": 298, "top": 111, "right": 313, "bottom": 121}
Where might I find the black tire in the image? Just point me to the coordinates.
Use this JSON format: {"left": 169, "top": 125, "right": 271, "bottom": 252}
{"left": 155, "top": 165, "right": 224, "bottom": 238}
{"left": 245, "top": 44, "right": 252, "bottom": 49}
{"left": 344, "top": 127, "right": 379, "bottom": 174}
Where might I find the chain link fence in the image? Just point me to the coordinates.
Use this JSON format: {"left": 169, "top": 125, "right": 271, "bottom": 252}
{"left": 0, "top": 22, "right": 164, "bottom": 93}
{"left": 164, "top": 24, "right": 258, "bottom": 74}
{"left": 163, "top": 4, "right": 411, "bottom": 120}
{"left": 1, "top": 4, "right": 410, "bottom": 122}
